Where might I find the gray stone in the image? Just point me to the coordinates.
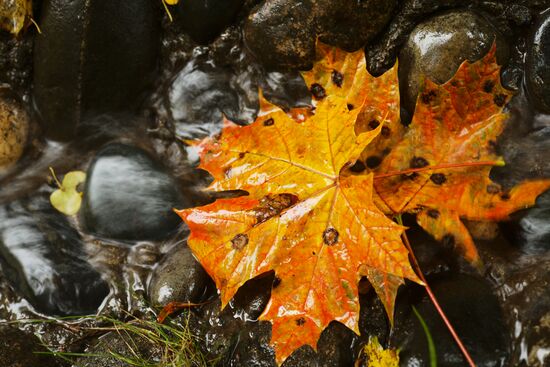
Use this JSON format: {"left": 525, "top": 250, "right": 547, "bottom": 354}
{"left": 0, "top": 195, "right": 109, "bottom": 316}
{"left": 82, "top": 143, "right": 187, "bottom": 241}
{"left": 526, "top": 8, "right": 550, "bottom": 113}
{"left": 0, "top": 325, "right": 58, "bottom": 367}
{"left": 398, "top": 10, "right": 508, "bottom": 123}
{"left": 33, "top": 0, "right": 160, "bottom": 141}
{"left": 148, "top": 245, "right": 211, "bottom": 307}
{"left": 244, "top": 0, "right": 316, "bottom": 70}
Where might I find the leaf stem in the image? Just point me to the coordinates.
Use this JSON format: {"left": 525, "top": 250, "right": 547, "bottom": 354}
{"left": 374, "top": 161, "right": 504, "bottom": 179}
{"left": 49, "top": 166, "right": 63, "bottom": 189}
{"left": 396, "top": 215, "right": 477, "bottom": 367}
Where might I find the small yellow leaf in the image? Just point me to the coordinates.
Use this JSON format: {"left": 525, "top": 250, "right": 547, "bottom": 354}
{"left": 357, "top": 337, "right": 399, "bottom": 367}
{"left": 164, "top": 0, "right": 179, "bottom": 4}
{"left": 49, "top": 170, "right": 86, "bottom": 216}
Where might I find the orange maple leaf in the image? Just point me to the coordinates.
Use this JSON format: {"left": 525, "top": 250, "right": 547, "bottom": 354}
{"left": 364, "top": 46, "right": 550, "bottom": 266}
{"left": 175, "top": 42, "right": 550, "bottom": 365}
{"left": 177, "top": 44, "right": 420, "bottom": 364}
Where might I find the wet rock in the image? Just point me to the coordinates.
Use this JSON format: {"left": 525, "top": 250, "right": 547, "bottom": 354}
{"left": 148, "top": 244, "right": 211, "bottom": 307}
{"left": 33, "top": 0, "right": 160, "bottom": 141}
{"left": 78, "top": 329, "right": 162, "bottom": 367}
{"left": 505, "top": 190, "right": 550, "bottom": 254}
{"left": 314, "top": 0, "right": 397, "bottom": 52}
{"left": 391, "top": 273, "right": 509, "bottom": 366}
{"left": 187, "top": 275, "right": 276, "bottom": 365}
{"left": 0, "top": 195, "right": 109, "bottom": 316}
{"left": 160, "top": 28, "right": 310, "bottom": 140}
{"left": 81, "top": 143, "right": 187, "bottom": 241}
{"left": 317, "top": 321, "right": 360, "bottom": 367}
{"left": 244, "top": 0, "right": 316, "bottom": 70}
{"left": 0, "top": 32, "right": 33, "bottom": 92}
{"left": 526, "top": 8, "right": 550, "bottom": 113}
{"left": 398, "top": 10, "right": 508, "bottom": 123}
{"left": 0, "top": 89, "right": 28, "bottom": 169}
{"left": 0, "top": 325, "right": 58, "bottom": 367}
{"left": 500, "top": 257, "right": 550, "bottom": 366}
{"left": 175, "top": 0, "right": 245, "bottom": 44}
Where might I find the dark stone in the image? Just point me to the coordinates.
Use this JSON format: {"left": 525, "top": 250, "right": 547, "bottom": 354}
{"left": 244, "top": 0, "right": 316, "bottom": 70}
{"left": 398, "top": 10, "right": 509, "bottom": 123}
{"left": 77, "top": 329, "right": 162, "bottom": 367}
{"left": 507, "top": 190, "right": 550, "bottom": 254}
{"left": 160, "top": 28, "right": 310, "bottom": 140}
{"left": 81, "top": 143, "right": 187, "bottom": 241}
{"left": 526, "top": 8, "right": 550, "bottom": 113}
{"left": 314, "top": 0, "right": 397, "bottom": 51}
{"left": 148, "top": 244, "right": 212, "bottom": 307}
{"left": 175, "top": 0, "right": 245, "bottom": 44}
{"left": 33, "top": 0, "right": 160, "bottom": 141}
{"left": 391, "top": 274, "right": 509, "bottom": 366}
{"left": 499, "top": 258, "right": 550, "bottom": 366}
{"left": 0, "top": 195, "right": 109, "bottom": 316}
{"left": 0, "top": 31, "right": 33, "bottom": 93}
{"left": 317, "top": 321, "right": 359, "bottom": 367}
{"left": 0, "top": 325, "right": 58, "bottom": 367}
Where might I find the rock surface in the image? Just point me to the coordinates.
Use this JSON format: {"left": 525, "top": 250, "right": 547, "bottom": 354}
{"left": 0, "top": 195, "right": 109, "bottom": 316}
{"left": 244, "top": 0, "right": 397, "bottom": 69}
{"left": 244, "top": 0, "right": 316, "bottom": 70}
{"left": 0, "top": 89, "right": 28, "bottom": 169}
{"left": 391, "top": 273, "right": 509, "bottom": 366}
{"left": 500, "top": 257, "right": 550, "bottom": 366}
{"left": 148, "top": 244, "right": 212, "bottom": 307}
{"left": 175, "top": 0, "right": 246, "bottom": 44}
{"left": 398, "top": 10, "right": 508, "bottom": 123}
{"left": 0, "top": 325, "right": 58, "bottom": 367}
{"left": 81, "top": 143, "right": 187, "bottom": 241}
{"left": 33, "top": 0, "right": 160, "bottom": 141}
{"left": 526, "top": 8, "right": 550, "bottom": 113}
{"left": 314, "top": 0, "right": 397, "bottom": 52}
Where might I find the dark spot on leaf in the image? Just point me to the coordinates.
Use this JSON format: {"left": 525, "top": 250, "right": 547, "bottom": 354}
{"left": 224, "top": 167, "right": 232, "bottom": 178}
{"left": 310, "top": 83, "right": 326, "bottom": 100}
{"left": 273, "top": 276, "right": 281, "bottom": 288}
{"left": 427, "top": 209, "right": 440, "bottom": 219}
{"left": 368, "top": 119, "right": 380, "bottom": 130}
{"left": 486, "top": 183, "right": 501, "bottom": 194}
{"left": 441, "top": 234, "right": 455, "bottom": 249}
{"left": 430, "top": 173, "right": 446, "bottom": 185}
{"left": 410, "top": 156, "right": 429, "bottom": 168}
{"left": 255, "top": 194, "right": 298, "bottom": 223}
{"left": 500, "top": 192, "right": 511, "bottom": 201}
{"left": 296, "top": 317, "right": 306, "bottom": 326}
{"left": 349, "top": 160, "right": 366, "bottom": 173}
{"left": 331, "top": 70, "right": 344, "bottom": 87}
{"left": 312, "top": 251, "right": 316, "bottom": 255}
{"left": 323, "top": 227, "right": 339, "bottom": 246}
{"left": 263, "top": 118, "right": 274, "bottom": 126}
{"left": 347, "top": 104, "right": 354, "bottom": 110}
{"left": 450, "top": 80, "right": 459, "bottom": 87}
{"left": 366, "top": 156, "right": 382, "bottom": 169}
{"left": 381, "top": 126, "right": 391, "bottom": 138}
{"left": 421, "top": 90, "right": 437, "bottom": 104}
{"left": 231, "top": 233, "right": 248, "bottom": 250}
{"left": 238, "top": 152, "right": 245, "bottom": 159}
{"left": 483, "top": 80, "right": 495, "bottom": 93}
{"left": 488, "top": 140, "right": 498, "bottom": 154}
{"left": 493, "top": 93, "right": 507, "bottom": 107}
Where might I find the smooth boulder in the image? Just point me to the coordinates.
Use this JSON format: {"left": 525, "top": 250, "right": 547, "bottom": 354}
{"left": 0, "top": 195, "right": 109, "bottom": 316}
{"left": 81, "top": 143, "right": 187, "bottom": 241}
